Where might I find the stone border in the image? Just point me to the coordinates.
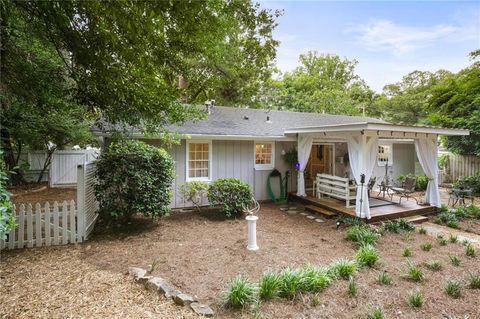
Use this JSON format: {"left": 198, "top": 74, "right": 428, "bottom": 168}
{"left": 128, "top": 267, "right": 214, "bottom": 317}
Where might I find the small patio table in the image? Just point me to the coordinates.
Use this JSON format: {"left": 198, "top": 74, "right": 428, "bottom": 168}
{"left": 377, "top": 184, "right": 393, "bottom": 199}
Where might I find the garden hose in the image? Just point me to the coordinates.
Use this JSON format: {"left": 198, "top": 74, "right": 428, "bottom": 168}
{"left": 267, "top": 169, "right": 285, "bottom": 202}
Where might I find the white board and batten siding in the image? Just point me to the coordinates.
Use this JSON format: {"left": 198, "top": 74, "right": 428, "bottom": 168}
{"left": 1, "top": 162, "right": 99, "bottom": 250}
{"left": 161, "top": 139, "right": 297, "bottom": 208}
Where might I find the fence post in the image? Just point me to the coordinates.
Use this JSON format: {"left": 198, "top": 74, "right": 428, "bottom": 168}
{"left": 77, "top": 163, "right": 86, "bottom": 242}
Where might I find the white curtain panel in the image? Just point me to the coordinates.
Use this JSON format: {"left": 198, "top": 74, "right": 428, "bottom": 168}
{"left": 414, "top": 138, "right": 441, "bottom": 207}
{"left": 296, "top": 134, "right": 314, "bottom": 196}
{"left": 347, "top": 135, "right": 379, "bottom": 219}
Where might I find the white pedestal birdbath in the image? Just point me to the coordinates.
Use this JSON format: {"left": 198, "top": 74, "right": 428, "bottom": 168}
{"left": 243, "top": 197, "right": 260, "bottom": 251}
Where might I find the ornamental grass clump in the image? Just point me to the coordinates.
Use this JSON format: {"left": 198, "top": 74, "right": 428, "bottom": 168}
{"left": 449, "top": 254, "right": 461, "bottom": 266}
{"left": 403, "top": 261, "right": 424, "bottom": 282}
{"left": 403, "top": 247, "right": 412, "bottom": 257}
{"left": 347, "top": 276, "right": 357, "bottom": 297}
{"left": 345, "top": 225, "right": 379, "bottom": 247}
{"left": 367, "top": 305, "right": 384, "bottom": 319}
{"left": 299, "top": 264, "right": 332, "bottom": 293}
{"left": 449, "top": 234, "right": 458, "bottom": 243}
{"left": 465, "top": 243, "right": 476, "bottom": 257}
{"left": 328, "top": 259, "right": 358, "bottom": 280}
{"left": 420, "top": 242, "right": 432, "bottom": 252}
{"left": 356, "top": 244, "right": 380, "bottom": 267}
{"left": 418, "top": 227, "right": 427, "bottom": 235}
{"left": 225, "top": 275, "right": 257, "bottom": 308}
{"left": 408, "top": 290, "right": 424, "bottom": 308}
{"left": 278, "top": 268, "right": 304, "bottom": 299}
{"left": 378, "top": 272, "right": 392, "bottom": 285}
{"left": 258, "top": 271, "right": 281, "bottom": 300}
{"left": 468, "top": 272, "right": 480, "bottom": 289}
{"left": 445, "top": 279, "right": 462, "bottom": 298}
{"left": 425, "top": 260, "right": 442, "bottom": 271}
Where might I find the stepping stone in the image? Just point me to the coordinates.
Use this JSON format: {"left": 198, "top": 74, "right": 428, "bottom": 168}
{"left": 279, "top": 207, "right": 289, "bottom": 211}
{"left": 307, "top": 215, "right": 316, "bottom": 220}
{"left": 288, "top": 206, "right": 298, "bottom": 210}
{"left": 173, "top": 293, "right": 195, "bottom": 306}
{"left": 287, "top": 210, "right": 297, "bottom": 214}
{"left": 190, "top": 302, "right": 214, "bottom": 317}
{"left": 315, "top": 218, "right": 325, "bottom": 223}
{"left": 300, "top": 212, "right": 308, "bottom": 216}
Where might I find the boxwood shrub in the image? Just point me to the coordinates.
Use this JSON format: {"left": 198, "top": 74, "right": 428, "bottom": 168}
{"left": 95, "top": 139, "right": 174, "bottom": 220}
{"left": 207, "top": 178, "right": 252, "bottom": 217}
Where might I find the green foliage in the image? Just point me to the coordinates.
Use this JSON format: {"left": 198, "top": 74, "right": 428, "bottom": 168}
{"left": 225, "top": 275, "right": 257, "bottom": 308}
{"left": 415, "top": 175, "right": 429, "bottom": 191}
{"left": 367, "top": 305, "right": 384, "bottom": 319}
{"left": 420, "top": 242, "right": 433, "bottom": 252}
{"left": 403, "top": 261, "right": 424, "bottom": 282}
{"left": 258, "top": 271, "right": 281, "bottom": 300}
{"left": 468, "top": 272, "right": 480, "bottom": 289}
{"left": 449, "top": 255, "right": 461, "bottom": 266}
{"left": 378, "top": 272, "right": 392, "bottom": 285}
{"left": 465, "top": 243, "right": 476, "bottom": 257}
{"left": 345, "top": 225, "right": 380, "bottom": 246}
{"left": 384, "top": 219, "right": 415, "bottom": 233}
{"left": 95, "top": 140, "right": 174, "bottom": 220}
{"left": 277, "top": 268, "right": 303, "bottom": 299}
{"left": 0, "top": 151, "right": 15, "bottom": 239}
{"left": 282, "top": 148, "right": 298, "bottom": 169}
{"left": 356, "top": 244, "right": 380, "bottom": 267}
{"left": 329, "top": 259, "right": 358, "bottom": 280}
{"left": 437, "top": 235, "right": 448, "bottom": 246}
{"left": 449, "top": 234, "right": 458, "bottom": 243}
{"left": 419, "top": 227, "right": 427, "bottom": 235}
{"left": 425, "top": 260, "right": 442, "bottom": 271}
{"left": 435, "top": 212, "right": 459, "bottom": 228}
{"left": 207, "top": 178, "right": 253, "bottom": 217}
{"left": 310, "top": 294, "right": 320, "bottom": 307}
{"left": 179, "top": 181, "right": 209, "bottom": 212}
{"left": 347, "top": 276, "right": 357, "bottom": 297}
{"left": 445, "top": 280, "right": 462, "bottom": 298}
{"left": 403, "top": 247, "right": 413, "bottom": 257}
{"left": 299, "top": 264, "right": 332, "bottom": 293}
{"left": 337, "top": 215, "right": 365, "bottom": 227}
{"left": 408, "top": 290, "right": 424, "bottom": 308}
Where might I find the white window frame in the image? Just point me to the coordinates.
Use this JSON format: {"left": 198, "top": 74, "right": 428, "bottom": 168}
{"left": 186, "top": 140, "right": 213, "bottom": 181}
{"left": 377, "top": 144, "right": 393, "bottom": 167}
{"left": 254, "top": 141, "right": 275, "bottom": 170}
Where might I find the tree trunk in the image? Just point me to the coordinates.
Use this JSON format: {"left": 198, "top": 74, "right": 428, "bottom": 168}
{"left": 37, "top": 148, "right": 55, "bottom": 183}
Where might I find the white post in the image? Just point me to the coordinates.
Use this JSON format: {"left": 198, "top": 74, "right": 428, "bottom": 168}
{"left": 246, "top": 215, "right": 259, "bottom": 251}
{"left": 76, "top": 163, "right": 86, "bottom": 242}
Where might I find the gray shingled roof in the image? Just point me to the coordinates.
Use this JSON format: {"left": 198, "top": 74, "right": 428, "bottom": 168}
{"left": 94, "top": 106, "right": 387, "bottom": 137}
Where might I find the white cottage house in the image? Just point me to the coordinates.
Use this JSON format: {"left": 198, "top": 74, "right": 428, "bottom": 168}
{"left": 94, "top": 105, "right": 469, "bottom": 219}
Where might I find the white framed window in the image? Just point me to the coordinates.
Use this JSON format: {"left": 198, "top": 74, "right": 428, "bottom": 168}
{"left": 186, "top": 140, "right": 212, "bottom": 181}
{"left": 254, "top": 142, "right": 275, "bottom": 170}
{"left": 378, "top": 144, "right": 393, "bottom": 166}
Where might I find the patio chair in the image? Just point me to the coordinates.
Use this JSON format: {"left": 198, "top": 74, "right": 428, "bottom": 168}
{"left": 390, "top": 176, "right": 418, "bottom": 204}
{"left": 367, "top": 176, "right": 377, "bottom": 198}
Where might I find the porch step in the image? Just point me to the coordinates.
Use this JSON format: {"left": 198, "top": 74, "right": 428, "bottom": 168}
{"left": 305, "top": 205, "right": 337, "bottom": 219}
{"left": 404, "top": 215, "right": 429, "bottom": 224}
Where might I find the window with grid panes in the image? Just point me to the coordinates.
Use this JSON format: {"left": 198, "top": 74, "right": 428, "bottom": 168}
{"left": 187, "top": 142, "right": 211, "bottom": 180}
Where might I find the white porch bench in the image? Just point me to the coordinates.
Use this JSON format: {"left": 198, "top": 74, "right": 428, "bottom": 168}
{"left": 314, "top": 173, "right": 357, "bottom": 208}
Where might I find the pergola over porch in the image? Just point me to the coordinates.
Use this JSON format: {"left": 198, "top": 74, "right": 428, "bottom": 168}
{"left": 285, "top": 122, "right": 470, "bottom": 219}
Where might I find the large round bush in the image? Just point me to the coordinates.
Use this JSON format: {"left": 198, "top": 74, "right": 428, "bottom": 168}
{"left": 95, "top": 140, "right": 174, "bottom": 220}
{"left": 207, "top": 178, "right": 253, "bottom": 217}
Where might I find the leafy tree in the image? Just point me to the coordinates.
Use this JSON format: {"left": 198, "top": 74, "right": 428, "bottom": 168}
{"left": 0, "top": 151, "right": 15, "bottom": 239}
{"left": 270, "top": 51, "right": 375, "bottom": 116}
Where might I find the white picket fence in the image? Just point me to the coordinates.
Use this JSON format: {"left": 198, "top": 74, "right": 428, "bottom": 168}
{"left": 1, "top": 162, "right": 99, "bottom": 250}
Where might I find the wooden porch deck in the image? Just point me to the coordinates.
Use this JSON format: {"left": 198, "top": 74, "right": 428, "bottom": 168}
{"left": 289, "top": 193, "right": 437, "bottom": 223}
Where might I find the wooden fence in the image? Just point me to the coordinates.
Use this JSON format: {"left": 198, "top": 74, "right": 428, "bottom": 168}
{"left": 1, "top": 162, "right": 99, "bottom": 250}
{"left": 439, "top": 154, "right": 480, "bottom": 184}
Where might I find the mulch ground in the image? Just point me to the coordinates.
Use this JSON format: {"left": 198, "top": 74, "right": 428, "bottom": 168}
{"left": 2, "top": 203, "right": 479, "bottom": 318}
{"left": 9, "top": 182, "right": 76, "bottom": 205}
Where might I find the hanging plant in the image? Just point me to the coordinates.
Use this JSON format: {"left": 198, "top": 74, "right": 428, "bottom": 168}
{"left": 283, "top": 148, "right": 298, "bottom": 169}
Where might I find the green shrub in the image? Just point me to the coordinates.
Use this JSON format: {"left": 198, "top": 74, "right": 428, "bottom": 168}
{"left": 415, "top": 175, "right": 429, "bottom": 191}
{"left": 95, "top": 140, "right": 174, "bottom": 220}
{"left": 403, "top": 261, "right": 424, "bottom": 282}
{"left": 225, "top": 275, "right": 257, "bottom": 308}
{"left": 179, "top": 181, "right": 209, "bottom": 211}
{"left": 0, "top": 150, "right": 15, "bottom": 239}
{"left": 278, "top": 268, "right": 303, "bottom": 299}
{"left": 465, "top": 243, "right": 476, "bottom": 257}
{"left": 420, "top": 242, "right": 432, "bottom": 251}
{"left": 208, "top": 178, "right": 253, "bottom": 217}
{"left": 384, "top": 220, "right": 400, "bottom": 233}
{"left": 468, "top": 272, "right": 480, "bottom": 289}
{"left": 425, "top": 260, "right": 442, "bottom": 271}
{"left": 259, "top": 271, "right": 281, "bottom": 300}
{"left": 356, "top": 244, "right": 379, "bottom": 267}
{"left": 378, "top": 272, "right": 392, "bottom": 285}
{"left": 367, "top": 305, "right": 384, "bottom": 319}
{"left": 384, "top": 219, "right": 415, "bottom": 233}
{"left": 336, "top": 215, "right": 365, "bottom": 227}
{"left": 403, "top": 247, "right": 412, "bottom": 257}
{"left": 465, "top": 204, "right": 480, "bottom": 219}
{"left": 345, "top": 225, "right": 379, "bottom": 246}
{"left": 449, "top": 254, "right": 461, "bottom": 266}
{"left": 408, "top": 290, "right": 424, "bottom": 308}
{"left": 446, "top": 220, "right": 459, "bottom": 228}
{"left": 445, "top": 279, "right": 462, "bottom": 298}
{"left": 329, "top": 259, "right": 358, "bottom": 280}
{"left": 299, "top": 265, "right": 332, "bottom": 292}
{"left": 347, "top": 276, "right": 357, "bottom": 297}
{"left": 453, "top": 173, "right": 480, "bottom": 195}
{"left": 435, "top": 212, "right": 458, "bottom": 227}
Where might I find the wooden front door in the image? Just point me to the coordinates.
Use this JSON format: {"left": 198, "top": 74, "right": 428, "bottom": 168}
{"left": 305, "top": 144, "right": 333, "bottom": 190}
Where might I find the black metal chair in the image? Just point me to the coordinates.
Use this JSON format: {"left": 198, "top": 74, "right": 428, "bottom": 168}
{"left": 390, "top": 176, "right": 418, "bottom": 204}
{"left": 367, "top": 176, "right": 377, "bottom": 197}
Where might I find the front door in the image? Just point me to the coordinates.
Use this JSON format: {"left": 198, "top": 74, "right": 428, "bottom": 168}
{"left": 305, "top": 144, "right": 333, "bottom": 191}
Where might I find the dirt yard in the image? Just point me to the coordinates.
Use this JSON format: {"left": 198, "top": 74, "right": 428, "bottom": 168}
{"left": 9, "top": 182, "right": 76, "bottom": 205}
{"left": 1, "top": 203, "right": 480, "bottom": 318}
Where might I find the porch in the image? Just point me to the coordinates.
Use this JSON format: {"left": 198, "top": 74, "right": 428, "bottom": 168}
{"left": 290, "top": 192, "right": 437, "bottom": 223}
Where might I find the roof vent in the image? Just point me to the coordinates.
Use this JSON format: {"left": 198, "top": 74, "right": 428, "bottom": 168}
{"left": 243, "top": 116, "right": 249, "bottom": 120}
{"left": 266, "top": 115, "right": 272, "bottom": 124}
